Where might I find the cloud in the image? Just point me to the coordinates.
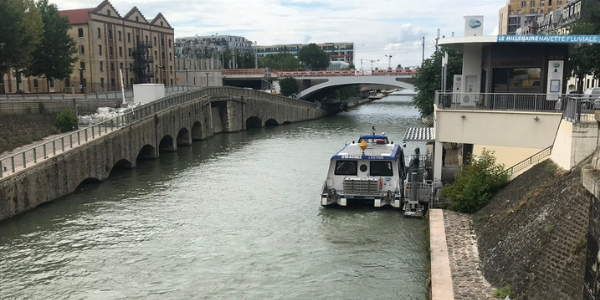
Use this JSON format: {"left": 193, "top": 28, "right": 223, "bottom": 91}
{"left": 53, "top": 0, "right": 506, "bottom": 66}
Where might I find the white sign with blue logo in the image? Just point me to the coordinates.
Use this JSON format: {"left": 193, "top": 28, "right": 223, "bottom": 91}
{"left": 464, "top": 16, "right": 483, "bottom": 36}
{"left": 497, "top": 35, "right": 600, "bottom": 44}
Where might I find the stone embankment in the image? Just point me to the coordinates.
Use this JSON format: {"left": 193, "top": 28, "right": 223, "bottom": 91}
{"left": 431, "top": 160, "right": 589, "bottom": 299}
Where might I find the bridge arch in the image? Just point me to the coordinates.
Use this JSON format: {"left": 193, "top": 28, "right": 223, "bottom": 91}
{"left": 296, "top": 76, "right": 415, "bottom": 100}
{"left": 112, "top": 159, "right": 133, "bottom": 172}
{"left": 177, "top": 128, "right": 191, "bottom": 146}
{"left": 265, "top": 119, "right": 279, "bottom": 127}
{"left": 246, "top": 116, "right": 262, "bottom": 128}
{"left": 159, "top": 135, "right": 176, "bottom": 152}
{"left": 138, "top": 144, "right": 157, "bottom": 160}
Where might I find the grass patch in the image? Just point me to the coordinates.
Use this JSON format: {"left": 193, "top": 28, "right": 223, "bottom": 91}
{"left": 494, "top": 285, "right": 515, "bottom": 298}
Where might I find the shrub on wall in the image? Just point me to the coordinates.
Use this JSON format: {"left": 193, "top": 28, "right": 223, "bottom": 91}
{"left": 442, "top": 150, "right": 509, "bottom": 213}
{"left": 55, "top": 109, "right": 77, "bottom": 133}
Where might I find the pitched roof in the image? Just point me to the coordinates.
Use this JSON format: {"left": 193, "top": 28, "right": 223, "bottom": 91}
{"left": 59, "top": 8, "right": 94, "bottom": 25}
{"left": 123, "top": 6, "right": 148, "bottom": 23}
{"left": 150, "top": 13, "right": 172, "bottom": 29}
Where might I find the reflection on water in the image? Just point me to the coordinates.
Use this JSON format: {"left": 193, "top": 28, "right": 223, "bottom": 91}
{"left": 0, "top": 95, "right": 429, "bottom": 299}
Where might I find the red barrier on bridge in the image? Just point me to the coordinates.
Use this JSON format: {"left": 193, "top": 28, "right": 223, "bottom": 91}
{"left": 221, "top": 69, "right": 418, "bottom": 77}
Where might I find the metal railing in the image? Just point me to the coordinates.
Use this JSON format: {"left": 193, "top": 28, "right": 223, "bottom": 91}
{"left": 436, "top": 91, "right": 569, "bottom": 112}
{"left": 0, "top": 87, "right": 319, "bottom": 178}
{"left": 506, "top": 146, "right": 553, "bottom": 176}
{"left": 0, "top": 85, "right": 201, "bottom": 102}
{"left": 562, "top": 96, "right": 597, "bottom": 123}
{"left": 437, "top": 91, "right": 599, "bottom": 124}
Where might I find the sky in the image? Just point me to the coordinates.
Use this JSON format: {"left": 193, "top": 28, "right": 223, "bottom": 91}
{"left": 53, "top": 0, "right": 506, "bottom": 68}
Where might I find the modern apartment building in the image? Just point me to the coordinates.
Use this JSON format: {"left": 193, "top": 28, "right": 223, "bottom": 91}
{"left": 175, "top": 35, "right": 254, "bottom": 57}
{"left": 256, "top": 42, "right": 354, "bottom": 64}
{"left": 499, "top": 0, "right": 564, "bottom": 35}
{"left": 5, "top": 0, "right": 177, "bottom": 94}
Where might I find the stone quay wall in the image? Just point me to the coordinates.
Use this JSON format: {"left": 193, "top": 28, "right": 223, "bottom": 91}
{"left": 0, "top": 88, "right": 326, "bottom": 221}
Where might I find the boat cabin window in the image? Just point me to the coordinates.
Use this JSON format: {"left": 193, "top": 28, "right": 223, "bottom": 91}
{"left": 335, "top": 161, "right": 357, "bottom": 175}
{"left": 370, "top": 161, "right": 393, "bottom": 176}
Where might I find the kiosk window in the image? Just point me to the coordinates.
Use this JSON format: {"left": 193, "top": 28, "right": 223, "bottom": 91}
{"left": 335, "top": 161, "right": 357, "bottom": 175}
{"left": 370, "top": 161, "right": 393, "bottom": 176}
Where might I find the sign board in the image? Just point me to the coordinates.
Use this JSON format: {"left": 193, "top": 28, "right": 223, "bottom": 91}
{"left": 546, "top": 60, "right": 564, "bottom": 101}
{"left": 497, "top": 35, "right": 600, "bottom": 44}
{"left": 464, "top": 16, "right": 483, "bottom": 36}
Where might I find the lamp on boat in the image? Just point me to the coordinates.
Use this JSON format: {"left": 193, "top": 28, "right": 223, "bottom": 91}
{"left": 360, "top": 140, "right": 368, "bottom": 155}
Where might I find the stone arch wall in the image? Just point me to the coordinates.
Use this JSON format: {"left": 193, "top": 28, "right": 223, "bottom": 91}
{"left": 0, "top": 87, "right": 326, "bottom": 221}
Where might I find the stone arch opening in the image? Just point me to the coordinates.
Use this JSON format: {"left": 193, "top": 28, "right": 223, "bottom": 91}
{"left": 138, "top": 145, "right": 157, "bottom": 160}
{"left": 111, "top": 159, "right": 133, "bottom": 172}
{"left": 177, "top": 128, "right": 191, "bottom": 146}
{"left": 265, "top": 119, "right": 279, "bottom": 127}
{"left": 282, "top": 121, "right": 292, "bottom": 125}
{"left": 192, "top": 121, "right": 203, "bottom": 140}
{"left": 159, "top": 135, "right": 176, "bottom": 152}
{"left": 246, "top": 116, "right": 262, "bottom": 128}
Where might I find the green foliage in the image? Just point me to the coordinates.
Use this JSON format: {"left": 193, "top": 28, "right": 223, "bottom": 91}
{"left": 25, "top": 0, "right": 77, "bottom": 87}
{"left": 0, "top": 0, "right": 43, "bottom": 75}
{"left": 298, "top": 43, "right": 330, "bottom": 70}
{"left": 567, "top": 0, "right": 600, "bottom": 92}
{"left": 442, "top": 150, "right": 509, "bottom": 213}
{"left": 220, "top": 48, "right": 257, "bottom": 69}
{"left": 493, "top": 285, "right": 514, "bottom": 298}
{"left": 279, "top": 77, "right": 299, "bottom": 96}
{"left": 55, "top": 109, "right": 77, "bottom": 132}
{"left": 259, "top": 53, "right": 302, "bottom": 70}
{"left": 348, "top": 63, "right": 355, "bottom": 70}
{"left": 413, "top": 47, "right": 462, "bottom": 117}
{"left": 328, "top": 85, "right": 360, "bottom": 100}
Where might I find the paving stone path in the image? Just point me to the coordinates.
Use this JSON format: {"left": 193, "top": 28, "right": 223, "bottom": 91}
{"left": 443, "top": 210, "right": 497, "bottom": 300}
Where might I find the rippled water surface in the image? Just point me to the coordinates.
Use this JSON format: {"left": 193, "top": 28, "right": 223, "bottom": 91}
{"left": 0, "top": 95, "right": 429, "bottom": 299}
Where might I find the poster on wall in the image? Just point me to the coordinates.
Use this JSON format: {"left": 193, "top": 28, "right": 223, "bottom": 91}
{"left": 464, "top": 16, "right": 484, "bottom": 36}
{"left": 546, "top": 60, "right": 564, "bottom": 100}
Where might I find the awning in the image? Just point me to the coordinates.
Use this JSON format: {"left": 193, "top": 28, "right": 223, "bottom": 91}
{"left": 403, "top": 127, "right": 435, "bottom": 142}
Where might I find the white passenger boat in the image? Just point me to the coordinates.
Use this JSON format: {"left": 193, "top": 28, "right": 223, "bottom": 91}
{"left": 320, "top": 128, "right": 406, "bottom": 208}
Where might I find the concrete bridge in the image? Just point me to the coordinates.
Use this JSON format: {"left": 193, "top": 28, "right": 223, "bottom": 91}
{"left": 221, "top": 69, "right": 416, "bottom": 100}
{"left": 0, "top": 87, "right": 326, "bottom": 221}
{"left": 295, "top": 75, "right": 415, "bottom": 100}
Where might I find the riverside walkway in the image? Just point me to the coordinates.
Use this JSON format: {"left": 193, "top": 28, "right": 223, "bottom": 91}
{"left": 430, "top": 209, "right": 496, "bottom": 300}
{"left": 0, "top": 125, "right": 119, "bottom": 178}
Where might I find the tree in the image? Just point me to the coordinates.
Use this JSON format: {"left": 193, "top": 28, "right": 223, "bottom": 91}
{"left": 259, "top": 53, "right": 302, "bottom": 70}
{"left": 413, "top": 47, "right": 462, "bottom": 117}
{"left": 0, "top": 0, "right": 43, "bottom": 92}
{"left": 441, "top": 150, "right": 509, "bottom": 213}
{"left": 567, "top": 0, "right": 600, "bottom": 93}
{"left": 26, "top": 0, "right": 77, "bottom": 92}
{"left": 298, "top": 43, "right": 329, "bottom": 70}
{"left": 279, "top": 77, "right": 299, "bottom": 96}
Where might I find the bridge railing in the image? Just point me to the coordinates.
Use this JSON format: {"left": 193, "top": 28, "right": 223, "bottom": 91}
{"left": 0, "top": 87, "right": 319, "bottom": 179}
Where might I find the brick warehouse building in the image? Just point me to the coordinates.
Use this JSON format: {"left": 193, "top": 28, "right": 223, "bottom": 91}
{"left": 2, "top": 0, "right": 175, "bottom": 94}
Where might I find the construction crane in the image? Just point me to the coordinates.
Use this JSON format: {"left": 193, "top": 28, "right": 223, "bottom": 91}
{"left": 385, "top": 54, "right": 393, "bottom": 71}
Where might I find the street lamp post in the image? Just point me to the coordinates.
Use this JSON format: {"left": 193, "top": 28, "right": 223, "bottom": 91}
{"left": 369, "top": 59, "right": 379, "bottom": 72}
{"left": 205, "top": 72, "right": 209, "bottom": 87}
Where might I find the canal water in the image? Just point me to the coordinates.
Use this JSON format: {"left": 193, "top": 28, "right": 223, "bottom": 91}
{"left": 0, "top": 94, "right": 429, "bottom": 299}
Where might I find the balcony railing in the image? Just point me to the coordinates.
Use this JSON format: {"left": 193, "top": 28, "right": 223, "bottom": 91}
{"left": 436, "top": 91, "right": 565, "bottom": 112}
{"left": 436, "top": 91, "right": 598, "bottom": 123}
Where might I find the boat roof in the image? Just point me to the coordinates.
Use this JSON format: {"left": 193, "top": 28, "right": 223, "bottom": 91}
{"left": 332, "top": 143, "right": 401, "bottom": 160}
{"left": 403, "top": 127, "right": 434, "bottom": 142}
{"left": 358, "top": 134, "right": 389, "bottom": 141}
